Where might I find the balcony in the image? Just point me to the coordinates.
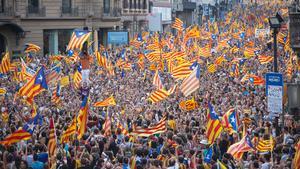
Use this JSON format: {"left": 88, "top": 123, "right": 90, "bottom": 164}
{"left": 0, "top": 7, "right": 14, "bottom": 18}
{"left": 61, "top": 6, "right": 79, "bottom": 17}
{"left": 101, "top": 8, "right": 122, "bottom": 21}
{"left": 26, "top": 6, "right": 46, "bottom": 17}
{"left": 182, "top": 0, "right": 196, "bottom": 10}
{"left": 122, "top": 8, "right": 148, "bottom": 15}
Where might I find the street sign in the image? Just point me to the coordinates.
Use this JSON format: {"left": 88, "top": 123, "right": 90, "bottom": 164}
{"left": 266, "top": 73, "right": 283, "bottom": 118}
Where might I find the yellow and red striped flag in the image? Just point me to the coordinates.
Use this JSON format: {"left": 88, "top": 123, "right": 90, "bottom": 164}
{"left": 77, "top": 96, "right": 89, "bottom": 140}
{"left": 20, "top": 58, "right": 35, "bottom": 81}
{"left": 206, "top": 103, "right": 223, "bottom": 144}
{"left": 95, "top": 51, "right": 109, "bottom": 68}
{"left": 18, "top": 66, "right": 48, "bottom": 105}
{"left": 207, "top": 64, "right": 217, "bottom": 73}
{"left": 180, "top": 65, "right": 200, "bottom": 97}
{"left": 73, "top": 70, "right": 82, "bottom": 89}
{"left": 258, "top": 55, "right": 273, "bottom": 64}
{"left": 48, "top": 118, "right": 57, "bottom": 160}
{"left": 215, "top": 55, "right": 226, "bottom": 65}
{"left": 286, "top": 62, "right": 293, "bottom": 79}
{"left": 24, "top": 43, "right": 41, "bottom": 53}
{"left": 256, "top": 136, "right": 275, "bottom": 152}
{"left": 94, "top": 95, "right": 116, "bottom": 107}
{"left": 0, "top": 130, "right": 31, "bottom": 145}
{"left": 0, "top": 53, "right": 10, "bottom": 74}
{"left": 103, "top": 116, "right": 112, "bottom": 136}
{"left": 227, "top": 135, "right": 254, "bottom": 160}
{"left": 131, "top": 117, "right": 166, "bottom": 137}
{"left": 145, "top": 51, "right": 160, "bottom": 62}
{"left": 293, "top": 140, "right": 300, "bottom": 169}
{"left": 153, "top": 69, "right": 164, "bottom": 89}
{"left": 172, "top": 18, "right": 184, "bottom": 32}
{"left": 168, "top": 85, "right": 177, "bottom": 95}
{"left": 61, "top": 118, "right": 76, "bottom": 143}
{"left": 171, "top": 62, "right": 193, "bottom": 80}
{"left": 117, "top": 121, "right": 129, "bottom": 137}
{"left": 66, "top": 29, "right": 91, "bottom": 51}
{"left": 51, "top": 83, "right": 61, "bottom": 105}
{"left": 148, "top": 89, "right": 170, "bottom": 103}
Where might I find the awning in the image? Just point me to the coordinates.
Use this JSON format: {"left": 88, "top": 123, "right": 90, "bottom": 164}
{"left": 0, "top": 22, "right": 24, "bottom": 33}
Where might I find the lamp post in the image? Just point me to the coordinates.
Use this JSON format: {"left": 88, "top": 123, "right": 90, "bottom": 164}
{"left": 269, "top": 15, "right": 283, "bottom": 72}
{"left": 198, "top": 5, "right": 203, "bottom": 25}
{"left": 269, "top": 14, "right": 284, "bottom": 126}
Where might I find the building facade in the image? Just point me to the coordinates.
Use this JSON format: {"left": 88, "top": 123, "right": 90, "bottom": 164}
{"left": 122, "top": 0, "right": 149, "bottom": 38}
{"left": 0, "top": 0, "right": 149, "bottom": 56}
{"left": 150, "top": 0, "right": 172, "bottom": 32}
{"left": 172, "top": 0, "right": 196, "bottom": 27}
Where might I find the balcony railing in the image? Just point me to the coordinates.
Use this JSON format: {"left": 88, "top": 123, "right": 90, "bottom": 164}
{"left": 61, "top": 6, "right": 79, "bottom": 17}
{"left": 0, "top": 7, "right": 14, "bottom": 17}
{"left": 26, "top": 6, "right": 46, "bottom": 17}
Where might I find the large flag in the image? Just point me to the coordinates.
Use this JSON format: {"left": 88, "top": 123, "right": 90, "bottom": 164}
{"left": 94, "top": 95, "right": 116, "bottom": 107}
{"left": 0, "top": 130, "right": 31, "bottom": 145}
{"left": 0, "top": 53, "right": 10, "bottom": 74}
{"left": 206, "top": 103, "right": 223, "bottom": 144}
{"left": 77, "top": 96, "right": 89, "bottom": 140}
{"left": 66, "top": 29, "right": 91, "bottom": 51}
{"left": 153, "top": 69, "right": 164, "bottom": 89}
{"left": 172, "top": 18, "right": 184, "bottom": 32}
{"left": 131, "top": 117, "right": 166, "bottom": 137}
{"left": 227, "top": 135, "right": 254, "bottom": 160}
{"left": 0, "top": 113, "right": 42, "bottom": 145}
{"left": 221, "top": 108, "right": 239, "bottom": 133}
{"left": 18, "top": 66, "right": 48, "bottom": 104}
{"left": 148, "top": 89, "right": 170, "bottom": 103}
{"left": 180, "top": 65, "right": 200, "bottom": 97}
{"left": 48, "top": 118, "right": 57, "bottom": 160}
{"left": 24, "top": 43, "right": 41, "bottom": 53}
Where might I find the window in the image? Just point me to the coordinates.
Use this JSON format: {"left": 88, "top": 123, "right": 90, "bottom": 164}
{"left": 129, "top": 0, "right": 132, "bottom": 9}
{"left": 143, "top": 0, "right": 147, "bottom": 9}
{"left": 134, "top": 0, "right": 136, "bottom": 9}
{"left": 28, "top": 0, "right": 39, "bottom": 13}
{"left": 0, "top": 0, "right": 4, "bottom": 13}
{"left": 104, "top": 0, "right": 110, "bottom": 14}
{"left": 138, "top": 0, "right": 141, "bottom": 9}
{"left": 62, "top": 0, "right": 72, "bottom": 13}
{"left": 43, "top": 30, "right": 72, "bottom": 55}
{"left": 123, "top": 0, "right": 128, "bottom": 9}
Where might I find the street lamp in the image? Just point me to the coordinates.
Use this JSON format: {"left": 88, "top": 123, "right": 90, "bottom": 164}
{"left": 198, "top": 5, "right": 203, "bottom": 25}
{"left": 269, "top": 13, "right": 284, "bottom": 72}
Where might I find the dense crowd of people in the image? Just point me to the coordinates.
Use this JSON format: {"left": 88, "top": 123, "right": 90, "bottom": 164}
{"left": 0, "top": 0, "right": 300, "bottom": 169}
